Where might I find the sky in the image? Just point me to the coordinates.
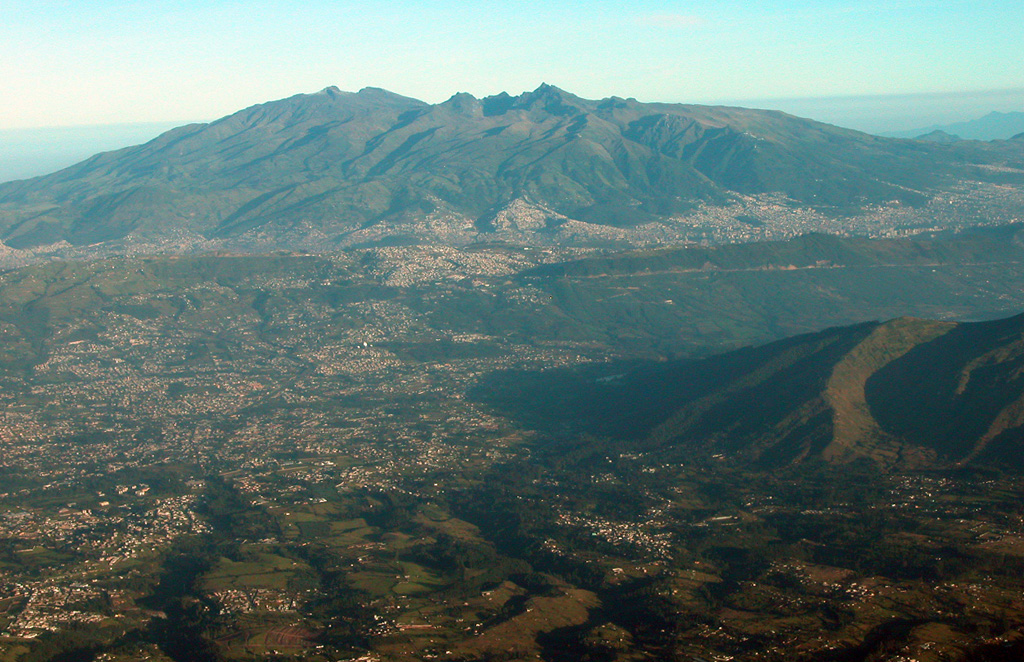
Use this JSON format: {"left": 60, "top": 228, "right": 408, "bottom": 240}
{"left": 0, "top": 122, "right": 184, "bottom": 182}
{"left": 2, "top": 0, "right": 1023, "bottom": 138}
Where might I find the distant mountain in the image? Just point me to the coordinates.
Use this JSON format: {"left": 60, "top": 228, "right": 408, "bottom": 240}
{"left": 889, "top": 110, "right": 1024, "bottom": 141}
{"left": 914, "top": 129, "right": 962, "bottom": 143}
{"left": 0, "top": 85, "right": 1019, "bottom": 251}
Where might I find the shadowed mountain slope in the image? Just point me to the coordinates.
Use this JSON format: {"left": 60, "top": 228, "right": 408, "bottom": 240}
{"left": 478, "top": 310, "right": 1024, "bottom": 471}
{"left": 866, "top": 314, "right": 1024, "bottom": 467}
{"left": 647, "top": 312, "right": 1024, "bottom": 468}
{"left": 1, "top": 85, "right": 1020, "bottom": 250}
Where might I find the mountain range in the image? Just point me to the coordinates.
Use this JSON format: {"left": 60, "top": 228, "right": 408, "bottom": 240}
{"left": 887, "top": 110, "right": 1024, "bottom": 141}
{"left": 1, "top": 85, "right": 1022, "bottom": 251}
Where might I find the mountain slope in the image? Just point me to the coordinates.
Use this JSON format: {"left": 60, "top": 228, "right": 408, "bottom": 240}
{"left": 641, "top": 313, "right": 1024, "bottom": 468}
{"left": 478, "top": 305, "right": 1024, "bottom": 470}
{"left": 866, "top": 313, "right": 1024, "bottom": 466}
{"left": 0, "top": 85, "right": 1019, "bottom": 250}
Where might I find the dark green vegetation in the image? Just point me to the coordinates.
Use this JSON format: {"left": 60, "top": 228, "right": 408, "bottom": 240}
{"left": 527, "top": 225, "right": 1024, "bottom": 279}
{"left": 1, "top": 85, "right": 1022, "bottom": 250}
{"left": 0, "top": 231, "right": 1023, "bottom": 660}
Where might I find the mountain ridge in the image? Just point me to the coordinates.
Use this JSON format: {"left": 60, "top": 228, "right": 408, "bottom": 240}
{"left": 478, "top": 307, "right": 1024, "bottom": 471}
{"left": 2, "top": 84, "right": 1021, "bottom": 251}
{"left": 887, "top": 110, "right": 1024, "bottom": 141}
{"left": 647, "top": 312, "right": 1024, "bottom": 469}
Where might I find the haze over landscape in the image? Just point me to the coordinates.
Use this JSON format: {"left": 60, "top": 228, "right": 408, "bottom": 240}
{"left": 1, "top": 1, "right": 1024, "bottom": 661}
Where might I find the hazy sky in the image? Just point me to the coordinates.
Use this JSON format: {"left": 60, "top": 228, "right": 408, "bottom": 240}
{"left": 2, "top": 0, "right": 1023, "bottom": 130}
